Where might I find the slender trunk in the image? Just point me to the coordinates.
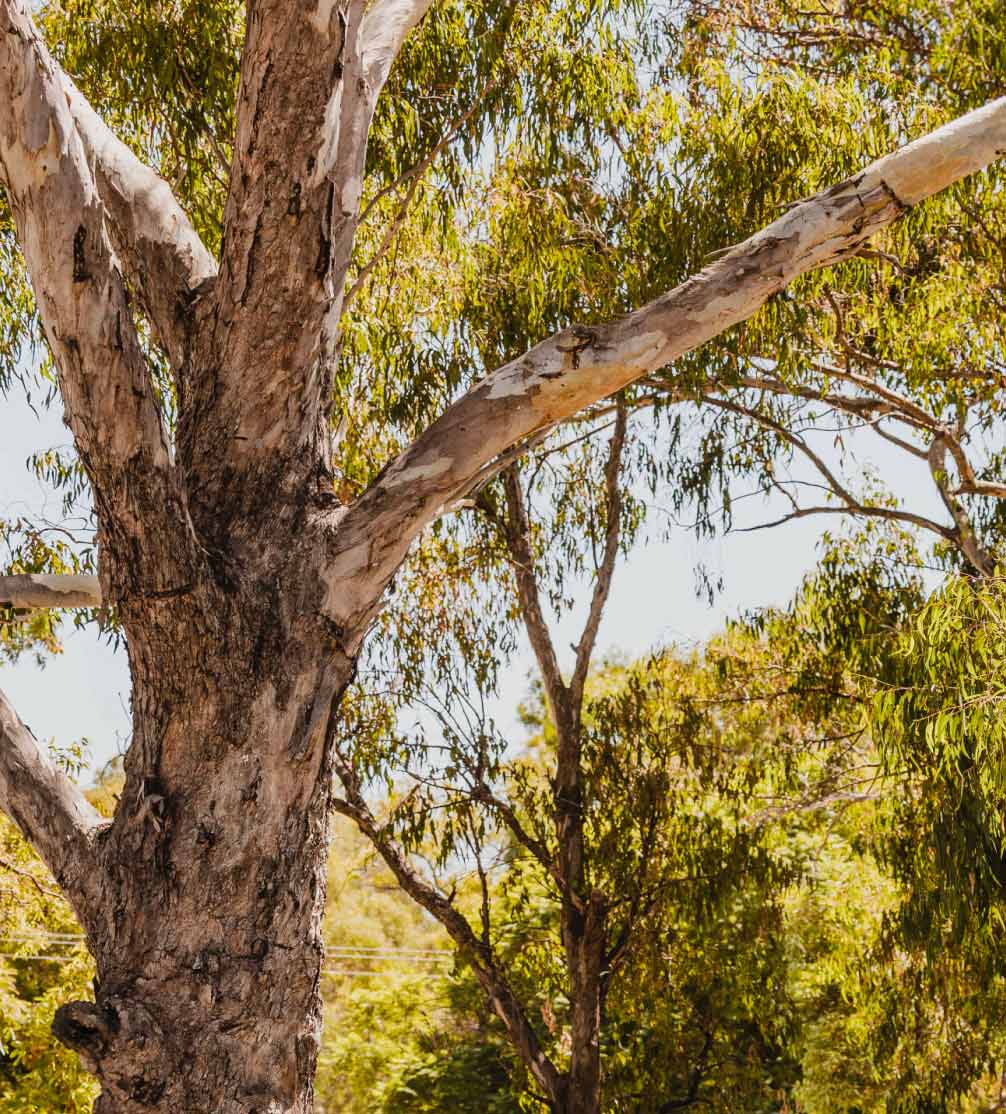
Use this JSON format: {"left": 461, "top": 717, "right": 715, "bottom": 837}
{"left": 554, "top": 699, "right": 606, "bottom": 1114}
{"left": 54, "top": 576, "right": 356, "bottom": 1113}
{"left": 561, "top": 892, "right": 607, "bottom": 1114}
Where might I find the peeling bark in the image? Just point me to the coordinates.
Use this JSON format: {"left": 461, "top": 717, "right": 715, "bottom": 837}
{"left": 0, "top": 1, "right": 198, "bottom": 607}
{"left": 63, "top": 77, "right": 217, "bottom": 368}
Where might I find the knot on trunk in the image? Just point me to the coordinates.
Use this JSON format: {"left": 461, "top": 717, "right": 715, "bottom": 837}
{"left": 54, "top": 994, "right": 169, "bottom": 1106}
{"left": 52, "top": 1000, "right": 118, "bottom": 1072}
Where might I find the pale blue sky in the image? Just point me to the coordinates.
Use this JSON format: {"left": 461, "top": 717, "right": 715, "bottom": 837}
{"left": 0, "top": 380, "right": 940, "bottom": 774}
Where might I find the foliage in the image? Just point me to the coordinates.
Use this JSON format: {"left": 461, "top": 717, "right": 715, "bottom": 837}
{"left": 0, "top": 754, "right": 104, "bottom": 1113}
{"left": 316, "top": 816, "right": 522, "bottom": 1113}
{"left": 4, "top": 0, "right": 1006, "bottom": 1109}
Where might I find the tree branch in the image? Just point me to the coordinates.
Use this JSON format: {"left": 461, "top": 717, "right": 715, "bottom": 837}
{"left": 62, "top": 76, "right": 217, "bottom": 369}
{"left": 0, "top": 0, "right": 196, "bottom": 601}
{"left": 0, "top": 574, "right": 101, "bottom": 609}
{"left": 183, "top": 0, "right": 432, "bottom": 529}
{"left": 927, "top": 435, "right": 996, "bottom": 576}
{"left": 700, "top": 393, "right": 959, "bottom": 545}
{"left": 360, "top": 0, "right": 436, "bottom": 90}
{"left": 0, "top": 687, "right": 104, "bottom": 920}
{"left": 330, "top": 754, "right": 565, "bottom": 1108}
{"left": 570, "top": 398, "right": 627, "bottom": 707}
{"left": 499, "top": 468, "right": 567, "bottom": 720}
{"left": 467, "top": 777, "right": 577, "bottom": 907}
{"left": 322, "top": 96, "right": 1006, "bottom": 638}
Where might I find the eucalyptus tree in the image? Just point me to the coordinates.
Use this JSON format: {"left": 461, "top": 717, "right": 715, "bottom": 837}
{"left": 1, "top": 0, "right": 1006, "bottom": 1111}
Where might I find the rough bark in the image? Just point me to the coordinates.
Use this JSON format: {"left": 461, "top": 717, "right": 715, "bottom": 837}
{"left": 57, "top": 598, "right": 358, "bottom": 1114}
{"left": 178, "top": 0, "right": 431, "bottom": 545}
{"left": 1, "top": 0, "right": 1006, "bottom": 1107}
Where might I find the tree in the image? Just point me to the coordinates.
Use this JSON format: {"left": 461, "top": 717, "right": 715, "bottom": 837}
{"left": 0, "top": 0, "right": 1005, "bottom": 1110}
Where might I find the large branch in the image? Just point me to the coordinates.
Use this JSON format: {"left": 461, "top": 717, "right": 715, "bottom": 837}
{"left": 0, "top": 687, "right": 104, "bottom": 919}
{"left": 64, "top": 78, "right": 217, "bottom": 368}
{"left": 323, "top": 97, "right": 1006, "bottom": 636}
{"left": 360, "top": 0, "right": 436, "bottom": 89}
{"left": 0, "top": 1, "right": 196, "bottom": 601}
{"left": 0, "top": 574, "right": 101, "bottom": 609}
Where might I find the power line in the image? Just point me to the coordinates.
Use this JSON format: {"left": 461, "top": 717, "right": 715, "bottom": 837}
{"left": 0, "top": 935, "right": 456, "bottom": 975}
{"left": 0, "top": 952, "right": 454, "bottom": 981}
{"left": 3, "top": 932, "right": 452, "bottom": 956}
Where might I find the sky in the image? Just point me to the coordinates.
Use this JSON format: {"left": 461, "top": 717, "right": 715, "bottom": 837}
{"left": 0, "top": 377, "right": 942, "bottom": 775}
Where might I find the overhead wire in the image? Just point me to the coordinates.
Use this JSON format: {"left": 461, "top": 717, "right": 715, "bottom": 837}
{"left": 0, "top": 932, "right": 456, "bottom": 979}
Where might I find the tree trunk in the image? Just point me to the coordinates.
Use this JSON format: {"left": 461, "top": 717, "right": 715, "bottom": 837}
{"left": 560, "top": 892, "right": 607, "bottom": 1114}
{"left": 51, "top": 574, "right": 356, "bottom": 1113}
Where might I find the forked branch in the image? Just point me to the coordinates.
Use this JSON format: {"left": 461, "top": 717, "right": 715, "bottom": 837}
{"left": 0, "top": 0, "right": 196, "bottom": 599}
{"left": 330, "top": 751, "right": 564, "bottom": 1107}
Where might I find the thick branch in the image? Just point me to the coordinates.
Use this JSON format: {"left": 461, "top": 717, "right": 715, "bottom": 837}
{"left": 323, "top": 97, "right": 1006, "bottom": 635}
{"left": 0, "top": 1, "right": 195, "bottom": 601}
{"left": 0, "top": 687, "right": 104, "bottom": 918}
{"left": 64, "top": 76, "right": 217, "bottom": 369}
{"left": 360, "top": 0, "right": 436, "bottom": 90}
{"left": 184, "top": 0, "right": 430, "bottom": 527}
{"left": 0, "top": 574, "right": 101, "bottom": 609}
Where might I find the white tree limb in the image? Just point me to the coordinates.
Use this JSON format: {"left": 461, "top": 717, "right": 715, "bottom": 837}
{"left": 0, "top": 0, "right": 196, "bottom": 599}
{"left": 323, "top": 96, "right": 1006, "bottom": 635}
{"left": 17, "top": 97, "right": 1006, "bottom": 618}
{"left": 0, "top": 574, "right": 101, "bottom": 609}
{"left": 0, "top": 687, "right": 104, "bottom": 915}
{"left": 360, "top": 0, "right": 436, "bottom": 90}
{"left": 64, "top": 77, "right": 217, "bottom": 368}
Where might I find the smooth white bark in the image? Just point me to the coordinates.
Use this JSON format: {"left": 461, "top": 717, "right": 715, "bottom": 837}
{"left": 0, "top": 574, "right": 102, "bottom": 608}
{"left": 65, "top": 77, "right": 217, "bottom": 366}
{"left": 0, "top": 0, "right": 192, "bottom": 595}
{"left": 360, "top": 0, "right": 436, "bottom": 88}
{"left": 11, "top": 97, "right": 1006, "bottom": 617}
